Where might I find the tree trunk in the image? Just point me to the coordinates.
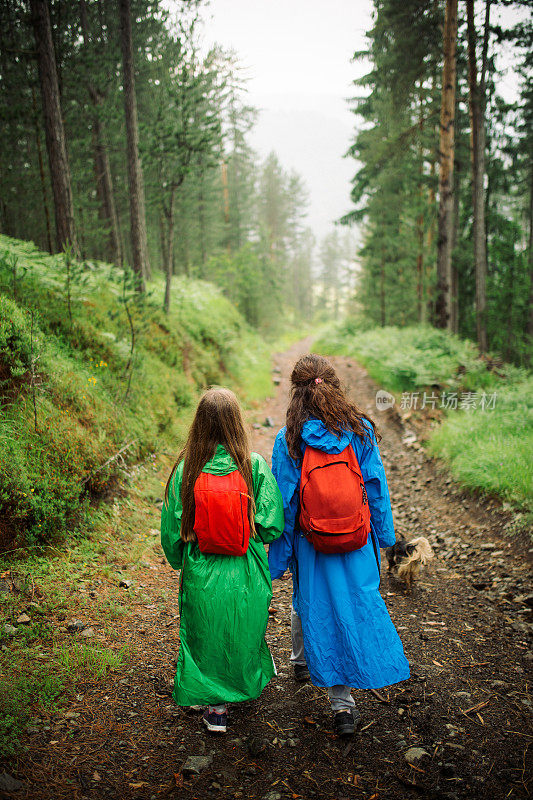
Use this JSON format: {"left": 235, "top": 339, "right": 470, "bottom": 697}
{"left": 425, "top": 147, "right": 437, "bottom": 325}
{"left": 451, "top": 154, "right": 461, "bottom": 334}
{"left": 163, "top": 187, "right": 176, "bottom": 314}
{"left": 436, "top": 0, "right": 457, "bottom": 330}
{"left": 416, "top": 87, "right": 425, "bottom": 323}
{"left": 198, "top": 170, "right": 207, "bottom": 272}
{"left": 380, "top": 257, "right": 386, "bottom": 327}
{"left": 31, "top": 86, "right": 53, "bottom": 254}
{"left": 416, "top": 212, "right": 424, "bottom": 322}
{"left": 436, "top": 0, "right": 458, "bottom": 330}
{"left": 118, "top": 0, "right": 150, "bottom": 289}
{"left": 80, "top": 0, "right": 122, "bottom": 266}
{"left": 77, "top": 181, "right": 86, "bottom": 258}
{"left": 0, "top": 199, "right": 10, "bottom": 237}
{"left": 526, "top": 158, "right": 533, "bottom": 364}
{"left": 229, "top": 100, "right": 242, "bottom": 251}
{"left": 159, "top": 212, "right": 168, "bottom": 275}
{"left": 177, "top": 193, "right": 190, "bottom": 277}
{"left": 504, "top": 259, "right": 515, "bottom": 362}
{"left": 92, "top": 108, "right": 122, "bottom": 266}
{"left": 466, "top": 0, "right": 489, "bottom": 352}
{"left": 221, "top": 160, "right": 231, "bottom": 254}
{"left": 30, "top": 0, "right": 77, "bottom": 253}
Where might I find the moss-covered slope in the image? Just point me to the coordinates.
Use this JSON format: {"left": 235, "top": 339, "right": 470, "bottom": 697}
{"left": 0, "top": 236, "right": 270, "bottom": 547}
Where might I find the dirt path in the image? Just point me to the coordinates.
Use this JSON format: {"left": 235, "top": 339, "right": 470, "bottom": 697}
{"left": 5, "top": 343, "right": 532, "bottom": 800}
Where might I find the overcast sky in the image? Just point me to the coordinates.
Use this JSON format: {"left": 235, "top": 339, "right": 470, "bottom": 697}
{"left": 193, "top": 0, "right": 374, "bottom": 236}
{"left": 201, "top": 0, "right": 372, "bottom": 100}
{"left": 181, "top": 0, "right": 526, "bottom": 239}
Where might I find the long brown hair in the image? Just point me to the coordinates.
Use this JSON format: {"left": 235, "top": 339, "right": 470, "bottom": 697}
{"left": 164, "top": 388, "right": 256, "bottom": 542}
{"left": 285, "top": 353, "right": 380, "bottom": 460}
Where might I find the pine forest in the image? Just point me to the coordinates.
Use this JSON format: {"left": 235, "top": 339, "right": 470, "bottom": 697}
{"left": 0, "top": 1, "right": 532, "bottom": 795}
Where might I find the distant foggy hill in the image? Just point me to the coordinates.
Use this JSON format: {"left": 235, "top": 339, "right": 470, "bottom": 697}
{"left": 250, "top": 93, "right": 359, "bottom": 240}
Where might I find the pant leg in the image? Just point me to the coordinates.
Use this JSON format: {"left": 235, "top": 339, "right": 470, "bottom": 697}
{"left": 290, "top": 605, "right": 307, "bottom": 666}
{"left": 292, "top": 608, "right": 355, "bottom": 712}
{"left": 327, "top": 685, "right": 355, "bottom": 712}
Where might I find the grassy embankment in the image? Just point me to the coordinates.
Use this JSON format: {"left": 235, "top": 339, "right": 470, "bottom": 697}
{"left": 316, "top": 323, "right": 532, "bottom": 515}
{"left": 0, "top": 235, "right": 274, "bottom": 757}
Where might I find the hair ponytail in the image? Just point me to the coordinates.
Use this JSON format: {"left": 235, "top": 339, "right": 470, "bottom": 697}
{"left": 285, "top": 353, "right": 380, "bottom": 460}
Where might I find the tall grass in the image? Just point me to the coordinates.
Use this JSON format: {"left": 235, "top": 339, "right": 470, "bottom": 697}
{"left": 0, "top": 640, "right": 126, "bottom": 758}
{"left": 428, "top": 377, "right": 533, "bottom": 508}
{"left": 316, "top": 323, "right": 521, "bottom": 392}
{"left": 0, "top": 459, "right": 164, "bottom": 761}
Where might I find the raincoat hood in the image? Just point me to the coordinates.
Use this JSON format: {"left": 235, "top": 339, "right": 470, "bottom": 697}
{"left": 301, "top": 418, "right": 351, "bottom": 454}
{"left": 202, "top": 444, "right": 240, "bottom": 475}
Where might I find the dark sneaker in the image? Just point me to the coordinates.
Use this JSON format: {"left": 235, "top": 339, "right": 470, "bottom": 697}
{"left": 333, "top": 710, "right": 356, "bottom": 737}
{"left": 293, "top": 664, "right": 311, "bottom": 682}
{"left": 202, "top": 709, "right": 227, "bottom": 733}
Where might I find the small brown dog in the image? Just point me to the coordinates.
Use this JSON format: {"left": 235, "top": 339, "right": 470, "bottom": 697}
{"left": 385, "top": 536, "right": 434, "bottom": 591}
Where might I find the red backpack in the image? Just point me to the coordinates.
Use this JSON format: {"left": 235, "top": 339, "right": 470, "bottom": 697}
{"left": 193, "top": 470, "right": 251, "bottom": 556}
{"left": 299, "top": 444, "right": 371, "bottom": 554}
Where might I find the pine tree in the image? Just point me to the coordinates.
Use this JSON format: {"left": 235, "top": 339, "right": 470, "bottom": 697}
{"left": 436, "top": 0, "right": 458, "bottom": 331}
{"left": 466, "top": 0, "right": 489, "bottom": 352}
{"left": 342, "top": 0, "right": 530, "bottom": 364}
{"left": 119, "top": 0, "right": 150, "bottom": 288}
{"left": 79, "top": 0, "right": 122, "bottom": 266}
{"left": 29, "top": 0, "right": 77, "bottom": 253}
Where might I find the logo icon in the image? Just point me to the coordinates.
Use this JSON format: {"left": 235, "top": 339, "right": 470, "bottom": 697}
{"left": 375, "top": 390, "right": 395, "bottom": 411}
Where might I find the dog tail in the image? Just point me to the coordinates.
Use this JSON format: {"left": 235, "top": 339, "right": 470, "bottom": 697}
{"left": 409, "top": 536, "right": 434, "bottom": 564}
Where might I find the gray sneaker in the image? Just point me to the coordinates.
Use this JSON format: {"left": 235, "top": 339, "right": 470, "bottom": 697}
{"left": 333, "top": 708, "right": 360, "bottom": 737}
{"left": 202, "top": 708, "right": 227, "bottom": 733}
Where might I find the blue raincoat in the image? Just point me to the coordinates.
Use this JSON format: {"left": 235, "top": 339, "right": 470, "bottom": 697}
{"left": 268, "top": 419, "right": 410, "bottom": 689}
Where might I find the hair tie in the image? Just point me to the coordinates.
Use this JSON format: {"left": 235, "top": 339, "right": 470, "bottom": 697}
{"left": 314, "top": 377, "right": 323, "bottom": 384}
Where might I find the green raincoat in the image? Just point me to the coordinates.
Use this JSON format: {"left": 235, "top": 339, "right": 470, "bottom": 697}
{"left": 161, "top": 446, "right": 284, "bottom": 706}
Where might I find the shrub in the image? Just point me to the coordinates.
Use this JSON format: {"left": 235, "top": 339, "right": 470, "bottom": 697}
{"left": 315, "top": 323, "right": 519, "bottom": 393}
{"left": 0, "top": 296, "right": 43, "bottom": 388}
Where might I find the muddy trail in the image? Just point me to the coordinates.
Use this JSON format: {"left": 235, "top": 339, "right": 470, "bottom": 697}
{"left": 3, "top": 341, "right": 532, "bottom": 800}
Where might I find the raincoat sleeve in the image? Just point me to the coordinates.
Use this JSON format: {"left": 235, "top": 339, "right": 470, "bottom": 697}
{"left": 251, "top": 453, "right": 285, "bottom": 544}
{"left": 160, "top": 462, "right": 186, "bottom": 570}
{"left": 355, "top": 425, "right": 396, "bottom": 548}
{"left": 268, "top": 429, "right": 301, "bottom": 579}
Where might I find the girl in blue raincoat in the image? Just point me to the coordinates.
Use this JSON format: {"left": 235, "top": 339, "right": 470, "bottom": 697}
{"left": 268, "top": 354, "right": 409, "bottom": 736}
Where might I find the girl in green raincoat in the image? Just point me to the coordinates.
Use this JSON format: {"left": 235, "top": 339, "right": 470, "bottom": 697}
{"left": 161, "top": 388, "right": 284, "bottom": 733}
